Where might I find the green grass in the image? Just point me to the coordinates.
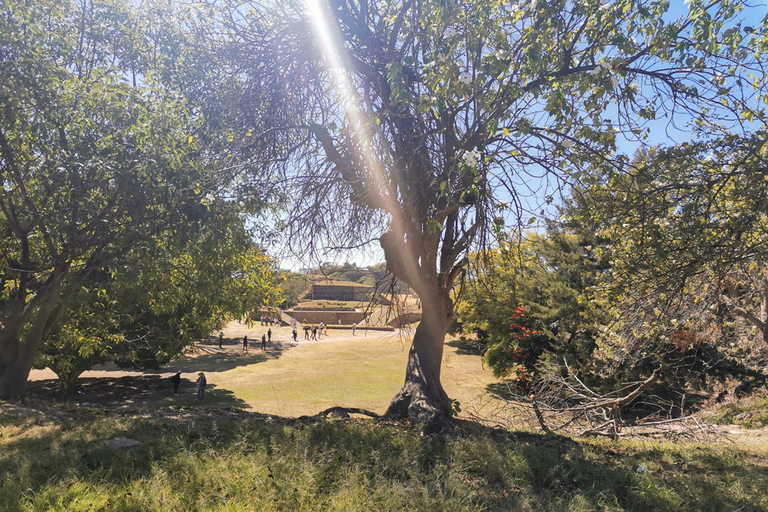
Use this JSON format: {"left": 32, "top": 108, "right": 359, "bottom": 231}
{"left": 174, "top": 328, "right": 497, "bottom": 418}
{"left": 1, "top": 405, "right": 768, "bottom": 511}
{"left": 711, "top": 394, "right": 768, "bottom": 429}
{"left": 13, "top": 327, "right": 768, "bottom": 510}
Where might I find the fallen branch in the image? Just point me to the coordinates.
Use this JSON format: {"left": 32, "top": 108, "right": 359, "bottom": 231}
{"left": 477, "top": 364, "right": 728, "bottom": 441}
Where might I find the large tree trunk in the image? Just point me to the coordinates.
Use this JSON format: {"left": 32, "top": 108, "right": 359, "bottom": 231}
{"left": 384, "top": 287, "right": 453, "bottom": 431}
{"left": 0, "top": 271, "right": 63, "bottom": 399}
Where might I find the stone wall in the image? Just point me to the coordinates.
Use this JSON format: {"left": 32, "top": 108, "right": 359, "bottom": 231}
{"left": 286, "top": 310, "right": 368, "bottom": 326}
{"left": 311, "top": 284, "right": 373, "bottom": 301}
{"left": 387, "top": 312, "right": 423, "bottom": 327}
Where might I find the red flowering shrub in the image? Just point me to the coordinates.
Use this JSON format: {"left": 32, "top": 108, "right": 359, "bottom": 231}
{"left": 484, "top": 305, "right": 549, "bottom": 391}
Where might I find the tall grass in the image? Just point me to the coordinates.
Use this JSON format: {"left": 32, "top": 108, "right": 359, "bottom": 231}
{"left": 2, "top": 403, "right": 767, "bottom": 511}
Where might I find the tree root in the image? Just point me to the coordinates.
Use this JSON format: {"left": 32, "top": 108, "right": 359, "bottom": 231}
{"left": 315, "top": 406, "right": 381, "bottom": 419}
{"left": 384, "top": 387, "right": 457, "bottom": 436}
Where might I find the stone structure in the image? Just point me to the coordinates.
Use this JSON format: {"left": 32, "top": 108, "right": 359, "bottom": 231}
{"left": 289, "top": 310, "right": 368, "bottom": 326}
{"left": 310, "top": 282, "right": 373, "bottom": 301}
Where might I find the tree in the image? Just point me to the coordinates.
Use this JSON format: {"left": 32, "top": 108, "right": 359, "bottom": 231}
{"left": 456, "top": 211, "right": 611, "bottom": 385}
{"left": 213, "top": 0, "right": 768, "bottom": 426}
{"left": 34, "top": 209, "right": 278, "bottom": 391}
{"left": 584, "top": 133, "right": 768, "bottom": 386}
{"left": 0, "top": 0, "right": 257, "bottom": 398}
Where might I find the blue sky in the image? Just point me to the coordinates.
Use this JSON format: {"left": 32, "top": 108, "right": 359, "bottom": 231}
{"left": 272, "top": 0, "right": 768, "bottom": 272}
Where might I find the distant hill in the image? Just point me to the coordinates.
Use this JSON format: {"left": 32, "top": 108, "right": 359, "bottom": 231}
{"left": 307, "top": 263, "right": 410, "bottom": 294}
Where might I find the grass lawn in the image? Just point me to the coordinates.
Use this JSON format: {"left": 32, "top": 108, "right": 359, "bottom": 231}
{"left": 191, "top": 322, "right": 497, "bottom": 418}
{"left": 2, "top": 405, "right": 768, "bottom": 511}
{"left": 9, "top": 321, "right": 768, "bottom": 511}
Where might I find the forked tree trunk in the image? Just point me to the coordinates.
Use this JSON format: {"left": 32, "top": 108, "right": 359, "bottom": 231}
{"left": 384, "top": 288, "right": 453, "bottom": 431}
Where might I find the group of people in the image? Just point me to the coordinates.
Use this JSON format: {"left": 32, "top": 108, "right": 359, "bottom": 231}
{"left": 241, "top": 329, "right": 271, "bottom": 352}
{"left": 302, "top": 322, "right": 328, "bottom": 340}
{"left": 170, "top": 371, "right": 207, "bottom": 400}
{"left": 259, "top": 314, "right": 281, "bottom": 327}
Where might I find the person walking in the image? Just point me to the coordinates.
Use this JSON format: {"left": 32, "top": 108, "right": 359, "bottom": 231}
{"left": 292, "top": 327, "right": 298, "bottom": 341}
{"left": 219, "top": 331, "right": 224, "bottom": 349}
{"left": 267, "top": 328, "right": 272, "bottom": 343}
{"left": 242, "top": 335, "right": 248, "bottom": 352}
{"left": 196, "top": 372, "right": 207, "bottom": 400}
{"left": 261, "top": 333, "right": 267, "bottom": 350}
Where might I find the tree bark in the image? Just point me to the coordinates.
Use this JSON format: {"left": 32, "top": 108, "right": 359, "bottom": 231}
{"left": 383, "top": 287, "right": 453, "bottom": 431}
{"left": 0, "top": 270, "right": 64, "bottom": 399}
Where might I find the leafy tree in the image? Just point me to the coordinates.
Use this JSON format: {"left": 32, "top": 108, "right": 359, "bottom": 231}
{"left": 209, "top": 0, "right": 768, "bottom": 426}
{"left": 34, "top": 210, "right": 278, "bottom": 390}
{"left": 0, "top": 0, "right": 268, "bottom": 398}
{"left": 483, "top": 306, "right": 548, "bottom": 390}
{"left": 585, "top": 133, "right": 768, "bottom": 387}
{"left": 456, "top": 210, "right": 610, "bottom": 384}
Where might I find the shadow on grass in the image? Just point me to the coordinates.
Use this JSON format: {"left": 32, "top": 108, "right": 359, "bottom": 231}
{"left": 445, "top": 337, "right": 485, "bottom": 356}
{"left": 172, "top": 337, "right": 295, "bottom": 373}
{"left": 1, "top": 406, "right": 767, "bottom": 511}
{"left": 25, "top": 376, "right": 247, "bottom": 410}
{"left": 485, "top": 381, "right": 518, "bottom": 401}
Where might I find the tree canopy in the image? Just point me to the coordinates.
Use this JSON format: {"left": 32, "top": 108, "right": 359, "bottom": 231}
{"left": 581, "top": 133, "right": 768, "bottom": 385}
{"left": 0, "top": 0, "right": 276, "bottom": 398}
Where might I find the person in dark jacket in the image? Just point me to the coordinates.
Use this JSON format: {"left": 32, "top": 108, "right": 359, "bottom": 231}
{"left": 171, "top": 371, "right": 181, "bottom": 395}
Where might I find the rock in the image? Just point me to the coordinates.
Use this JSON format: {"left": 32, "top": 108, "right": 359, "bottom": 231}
{"left": 104, "top": 437, "right": 143, "bottom": 450}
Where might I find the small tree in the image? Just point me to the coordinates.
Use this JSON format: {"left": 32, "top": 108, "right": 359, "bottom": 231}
{"left": 457, "top": 213, "right": 610, "bottom": 383}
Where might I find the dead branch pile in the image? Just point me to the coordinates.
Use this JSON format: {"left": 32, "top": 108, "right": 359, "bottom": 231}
{"left": 467, "top": 362, "right": 726, "bottom": 441}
